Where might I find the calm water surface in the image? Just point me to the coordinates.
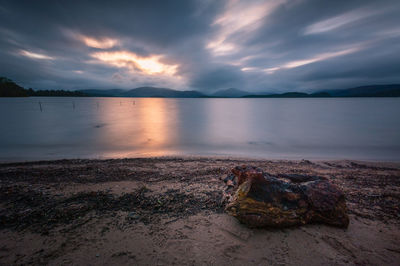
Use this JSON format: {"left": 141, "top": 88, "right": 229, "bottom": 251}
{"left": 1, "top": 97, "right": 399, "bottom": 161}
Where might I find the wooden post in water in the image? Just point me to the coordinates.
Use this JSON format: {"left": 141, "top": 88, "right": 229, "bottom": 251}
{"left": 39, "top": 101, "right": 42, "bottom": 112}
{"left": 132, "top": 100, "right": 135, "bottom": 105}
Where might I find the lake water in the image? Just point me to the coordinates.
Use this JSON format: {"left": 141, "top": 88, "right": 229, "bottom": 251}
{"left": 0, "top": 97, "right": 399, "bottom": 162}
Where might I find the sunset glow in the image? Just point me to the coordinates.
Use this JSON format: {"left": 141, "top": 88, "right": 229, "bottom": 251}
{"left": 80, "top": 35, "right": 118, "bottom": 49}
{"left": 91, "top": 51, "right": 178, "bottom": 75}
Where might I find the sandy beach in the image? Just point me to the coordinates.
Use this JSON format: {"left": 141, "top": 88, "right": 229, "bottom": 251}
{"left": 0, "top": 157, "right": 399, "bottom": 265}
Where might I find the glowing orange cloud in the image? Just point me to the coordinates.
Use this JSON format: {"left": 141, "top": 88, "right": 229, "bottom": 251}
{"left": 65, "top": 30, "right": 118, "bottom": 49}
{"left": 79, "top": 35, "right": 118, "bottom": 49}
{"left": 91, "top": 51, "right": 178, "bottom": 75}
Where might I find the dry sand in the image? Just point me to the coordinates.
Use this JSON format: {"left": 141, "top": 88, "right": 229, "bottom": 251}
{"left": 0, "top": 157, "right": 399, "bottom": 265}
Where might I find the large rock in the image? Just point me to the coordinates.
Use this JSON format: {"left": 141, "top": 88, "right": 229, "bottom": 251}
{"left": 223, "top": 166, "right": 349, "bottom": 228}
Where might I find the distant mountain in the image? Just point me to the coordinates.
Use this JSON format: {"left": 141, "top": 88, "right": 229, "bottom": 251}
{"left": 2, "top": 76, "right": 400, "bottom": 98}
{"left": 243, "top": 85, "right": 400, "bottom": 98}
{"left": 326, "top": 84, "right": 400, "bottom": 97}
{"left": 242, "top": 92, "right": 331, "bottom": 98}
{"left": 80, "top": 87, "right": 205, "bottom": 98}
{"left": 74, "top": 85, "right": 400, "bottom": 98}
{"left": 121, "top": 87, "right": 206, "bottom": 98}
{"left": 212, "top": 88, "right": 250, "bottom": 97}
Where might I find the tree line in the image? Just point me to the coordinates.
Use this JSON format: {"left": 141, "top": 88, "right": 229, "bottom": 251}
{"left": 0, "top": 77, "right": 87, "bottom": 97}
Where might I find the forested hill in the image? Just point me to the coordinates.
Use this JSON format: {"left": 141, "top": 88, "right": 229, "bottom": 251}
{"left": 0, "top": 77, "right": 87, "bottom": 97}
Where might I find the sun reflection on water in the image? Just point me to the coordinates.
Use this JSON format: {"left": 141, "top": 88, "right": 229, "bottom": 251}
{"left": 97, "top": 98, "right": 178, "bottom": 158}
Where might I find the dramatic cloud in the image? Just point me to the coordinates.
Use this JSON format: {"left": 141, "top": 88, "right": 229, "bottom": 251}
{"left": 90, "top": 51, "right": 178, "bottom": 75}
{"left": 0, "top": 0, "right": 399, "bottom": 92}
{"left": 207, "top": 0, "right": 284, "bottom": 56}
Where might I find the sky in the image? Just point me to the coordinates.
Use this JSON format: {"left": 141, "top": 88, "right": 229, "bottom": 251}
{"left": 0, "top": 0, "right": 400, "bottom": 93}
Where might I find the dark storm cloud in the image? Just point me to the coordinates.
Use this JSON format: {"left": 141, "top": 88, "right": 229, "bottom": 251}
{"left": 0, "top": 0, "right": 399, "bottom": 92}
{"left": 230, "top": 0, "right": 400, "bottom": 91}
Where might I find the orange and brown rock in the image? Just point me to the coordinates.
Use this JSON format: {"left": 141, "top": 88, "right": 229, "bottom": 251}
{"left": 224, "top": 166, "right": 349, "bottom": 228}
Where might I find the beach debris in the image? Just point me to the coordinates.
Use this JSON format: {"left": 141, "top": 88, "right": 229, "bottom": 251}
{"left": 0, "top": 185, "right": 224, "bottom": 232}
{"left": 224, "top": 165, "right": 349, "bottom": 228}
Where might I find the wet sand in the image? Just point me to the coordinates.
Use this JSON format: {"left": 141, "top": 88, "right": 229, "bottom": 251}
{"left": 0, "top": 157, "right": 399, "bottom": 265}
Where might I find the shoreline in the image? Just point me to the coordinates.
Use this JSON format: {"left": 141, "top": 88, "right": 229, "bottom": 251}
{"left": 1, "top": 157, "right": 399, "bottom": 265}
{"left": 2, "top": 155, "right": 400, "bottom": 165}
